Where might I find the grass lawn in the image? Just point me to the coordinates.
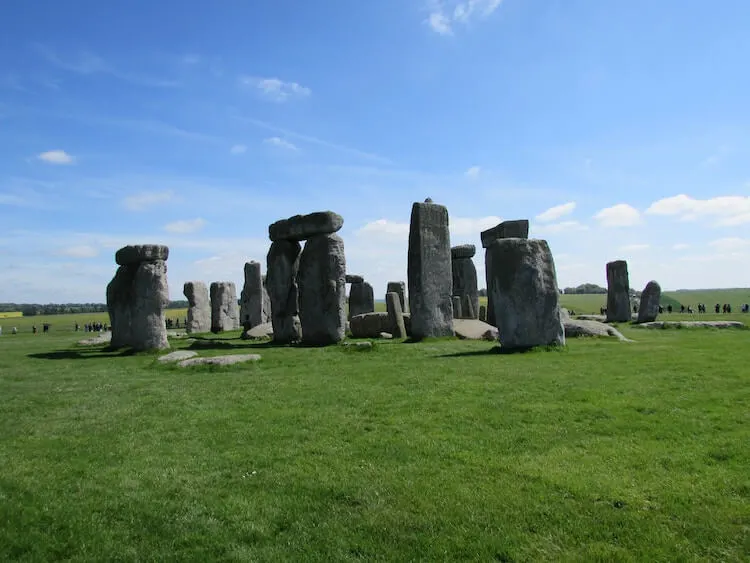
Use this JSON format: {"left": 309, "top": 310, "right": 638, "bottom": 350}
{"left": 1, "top": 319, "right": 748, "bottom": 561}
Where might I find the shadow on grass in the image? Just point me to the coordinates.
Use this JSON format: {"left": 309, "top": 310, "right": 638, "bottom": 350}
{"left": 437, "top": 345, "right": 567, "bottom": 358}
{"left": 28, "top": 347, "right": 139, "bottom": 361}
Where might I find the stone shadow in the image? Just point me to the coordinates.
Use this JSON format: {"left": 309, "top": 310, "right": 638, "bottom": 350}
{"left": 28, "top": 347, "right": 139, "bottom": 361}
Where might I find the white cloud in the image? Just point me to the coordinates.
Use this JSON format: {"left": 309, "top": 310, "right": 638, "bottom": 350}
{"left": 357, "top": 219, "right": 410, "bottom": 239}
{"left": 37, "top": 150, "right": 74, "bottom": 165}
{"left": 673, "top": 243, "right": 690, "bottom": 250}
{"left": 645, "top": 194, "right": 750, "bottom": 227}
{"left": 122, "top": 190, "right": 175, "bottom": 211}
{"left": 708, "top": 237, "right": 750, "bottom": 253}
{"left": 535, "top": 202, "right": 576, "bottom": 223}
{"left": 534, "top": 220, "right": 588, "bottom": 235}
{"left": 240, "top": 76, "right": 311, "bottom": 102}
{"left": 593, "top": 203, "right": 641, "bottom": 227}
{"left": 229, "top": 144, "right": 247, "bottom": 155}
{"left": 56, "top": 244, "right": 99, "bottom": 258}
{"left": 164, "top": 218, "right": 207, "bottom": 234}
{"left": 427, "top": 0, "right": 503, "bottom": 35}
{"left": 263, "top": 137, "right": 298, "bottom": 151}
{"left": 465, "top": 166, "right": 481, "bottom": 179}
{"left": 450, "top": 215, "right": 501, "bottom": 237}
{"left": 619, "top": 243, "right": 650, "bottom": 252}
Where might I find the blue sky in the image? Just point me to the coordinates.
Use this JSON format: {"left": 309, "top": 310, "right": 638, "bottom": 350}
{"left": 1, "top": 0, "right": 749, "bottom": 303}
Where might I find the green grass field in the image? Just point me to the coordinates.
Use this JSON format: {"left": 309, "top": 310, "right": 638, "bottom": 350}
{"left": 1, "top": 311, "right": 748, "bottom": 560}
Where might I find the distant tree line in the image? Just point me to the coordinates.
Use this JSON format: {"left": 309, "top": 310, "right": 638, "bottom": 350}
{"left": 562, "top": 283, "right": 607, "bottom": 295}
{"left": 0, "top": 301, "right": 190, "bottom": 317}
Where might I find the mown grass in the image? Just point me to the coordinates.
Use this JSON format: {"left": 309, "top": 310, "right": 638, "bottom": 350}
{"left": 0, "top": 322, "right": 748, "bottom": 561}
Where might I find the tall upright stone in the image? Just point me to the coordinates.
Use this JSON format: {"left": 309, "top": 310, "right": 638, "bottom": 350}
{"left": 386, "top": 291, "right": 407, "bottom": 339}
{"left": 240, "top": 261, "right": 268, "bottom": 331}
{"left": 407, "top": 201, "right": 454, "bottom": 339}
{"left": 348, "top": 281, "right": 375, "bottom": 320}
{"left": 606, "top": 260, "right": 631, "bottom": 323}
{"left": 486, "top": 238, "right": 564, "bottom": 350}
{"left": 481, "top": 220, "right": 530, "bottom": 327}
{"left": 637, "top": 280, "right": 661, "bottom": 323}
{"left": 298, "top": 233, "right": 347, "bottom": 345}
{"left": 266, "top": 240, "right": 302, "bottom": 344}
{"left": 386, "top": 281, "right": 407, "bottom": 312}
{"left": 106, "top": 244, "right": 170, "bottom": 351}
{"left": 452, "top": 296, "right": 463, "bottom": 319}
{"left": 451, "top": 244, "right": 479, "bottom": 319}
{"left": 210, "top": 282, "right": 240, "bottom": 333}
{"left": 183, "top": 281, "right": 210, "bottom": 334}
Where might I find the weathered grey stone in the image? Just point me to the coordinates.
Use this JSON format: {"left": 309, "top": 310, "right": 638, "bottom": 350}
{"left": 178, "top": 354, "right": 261, "bottom": 367}
{"left": 403, "top": 313, "right": 411, "bottom": 336}
{"left": 452, "top": 256, "right": 479, "bottom": 319}
{"left": 407, "top": 202, "right": 454, "bottom": 339}
{"left": 298, "top": 233, "right": 346, "bottom": 345}
{"left": 267, "top": 239, "right": 302, "bottom": 344}
{"left": 240, "top": 261, "right": 267, "bottom": 332}
{"left": 634, "top": 321, "right": 745, "bottom": 329}
{"left": 183, "top": 281, "right": 211, "bottom": 334}
{"left": 107, "top": 247, "right": 170, "bottom": 351}
{"left": 158, "top": 350, "right": 198, "bottom": 363}
{"left": 637, "top": 281, "right": 661, "bottom": 323}
{"left": 453, "top": 319, "right": 498, "bottom": 341}
{"left": 210, "top": 282, "right": 240, "bottom": 333}
{"left": 451, "top": 244, "right": 476, "bottom": 259}
{"left": 452, "top": 296, "right": 462, "bottom": 319}
{"left": 115, "top": 244, "right": 169, "bottom": 266}
{"left": 480, "top": 220, "right": 529, "bottom": 248}
{"left": 350, "top": 312, "right": 390, "bottom": 338}
{"left": 564, "top": 319, "right": 631, "bottom": 341}
{"left": 346, "top": 274, "right": 364, "bottom": 284}
{"left": 241, "top": 322, "right": 274, "bottom": 340}
{"left": 386, "top": 281, "right": 407, "bottom": 312}
{"left": 479, "top": 304, "right": 487, "bottom": 322}
{"left": 348, "top": 281, "right": 375, "bottom": 320}
{"left": 606, "top": 260, "right": 631, "bottom": 323}
{"left": 487, "top": 238, "right": 564, "bottom": 349}
{"left": 386, "top": 292, "right": 407, "bottom": 339}
{"left": 269, "top": 211, "right": 344, "bottom": 242}
{"left": 379, "top": 332, "right": 393, "bottom": 339}
{"left": 78, "top": 332, "right": 112, "bottom": 346}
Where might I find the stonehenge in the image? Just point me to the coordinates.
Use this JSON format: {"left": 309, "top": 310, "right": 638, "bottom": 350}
{"left": 210, "top": 282, "right": 240, "bottom": 333}
{"left": 451, "top": 244, "right": 479, "bottom": 319}
{"left": 606, "top": 260, "right": 631, "bottom": 322}
{"left": 107, "top": 244, "right": 170, "bottom": 350}
{"left": 637, "top": 280, "right": 661, "bottom": 324}
{"left": 239, "top": 261, "right": 270, "bottom": 332}
{"left": 267, "top": 239, "right": 302, "bottom": 344}
{"left": 183, "top": 281, "right": 210, "bottom": 334}
{"left": 486, "top": 238, "right": 565, "bottom": 350}
{"left": 407, "top": 201, "right": 454, "bottom": 339}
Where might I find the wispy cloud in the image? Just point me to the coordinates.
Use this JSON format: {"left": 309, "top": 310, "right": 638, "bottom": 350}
{"left": 239, "top": 76, "right": 311, "bottom": 102}
{"left": 645, "top": 194, "right": 750, "bottom": 227}
{"left": 535, "top": 202, "right": 576, "bottom": 223}
{"left": 593, "top": 203, "right": 641, "bottom": 227}
{"left": 37, "top": 150, "right": 75, "bottom": 165}
{"left": 230, "top": 144, "right": 247, "bottom": 155}
{"left": 426, "top": 0, "right": 503, "bottom": 35}
{"left": 534, "top": 220, "right": 588, "bottom": 235}
{"left": 122, "top": 190, "right": 175, "bottom": 211}
{"left": 56, "top": 244, "right": 99, "bottom": 258}
{"left": 164, "top": 218, "right": 207, "bottom": 234}
{"left": 465, "top": 166, "right": 481, "bottom": 179}
{"left": 619, "top": 243, "right": 650, "bottom": 252}
{"left": 263, "top": 137, "right": 298, "bottom": 151}
{"left": 235, "top": 115, "right": 392, "bottom": 165}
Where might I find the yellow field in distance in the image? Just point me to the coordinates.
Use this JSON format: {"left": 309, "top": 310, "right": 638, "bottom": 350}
{"left": 0, "top": 312, "right": 23, "bottom": 319}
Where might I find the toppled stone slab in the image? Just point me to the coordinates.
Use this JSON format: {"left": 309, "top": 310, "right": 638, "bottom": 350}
{"left": 78, "top": 332, "right": 112, "bottom": 346}
{"left": 564, "top": 319, "right": 631, "bottom": 341}
{"left": 575, "top": 314, "right": 606, "bottom": 321}
{"left": 343, "top": 341, "right": 374, "bottom": 350}
{"left": 269, "top": 211, "right": 344, "bottom": 242}
{"left": 350, "top": 312, "right": 390, "bottom": 338}
{"left": 241, "top": 322, "right": 274, "bottom": 340}
{"left": 178, "top": 354, "right": 261, "bottom": 367}
{"left": 634, "top": 321, "right": 745, "bottom": 329}
{"left": 115, "top": 244, "right": 170, "bottom": 266}
{"left": 379, "top": 332, "right": 393, "bottom": 339}
{"left": 345, "top": 274, "right": 364, "bottom": 284}
{"left": 481, "top": 220, "right": 529, "bottom": 248}
{"left": 451, "top": 244, "right": 476, "bottom": 259}
{"left": 158, "top": 350, "right": 198, "bottom": 363}
{"left": 453, "top": 319, "right": 498, "bottom": 341}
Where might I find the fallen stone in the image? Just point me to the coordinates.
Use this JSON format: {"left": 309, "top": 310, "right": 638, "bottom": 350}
{"left": 241, "top": 322, "right": 274, "bottom": 340}
{"left": 115, "top": 244, "right": 170, "bottom": 266}
{"left": 451, "top": 244, "right": 476, "bottom": 259}
{"left": 210, "top": 282, "right": 240, "bottom": 333}
{"left": 78, "top": 332, "right": 112, "bottom": 346}
{"left": 637, "top": 280, "right": 661, "bottom": 323}
{"left": 407, "top": 201, "right": 454, "bottom": 339}
{"left": 350, "top": 312, "right": 390, "bottom": 338}
{"left": 453, "top": 319, "right": 499, "bottom": 341}
{"left": 633, "top": 321, "right": 745, "bottom": 329}
{"left": 184, "top": 281, "right": 211, "bottom": 334}
{"left": 267, "top": 239, "right": 303, "bottom": 344}
{"left": 480, "top": 220, "right": 529, "bottom": 248}
{"left": 345, "top": 274, "right": 364, "bottom": 284}
{"left": 158, "top": 350, "right": 198, "bottom": 363}
{"left": 345, "top": 341, "right": 373, "bottom": 350}
{"left": 269, "top": 211, "right": 344, "bottom": 242}
{"left": 564, "top": 319, "right": 631, "bottom": 341}
{"left": 178, "top": 354, "right": 262, "bottom": 367}
{"left": 379, "top": 332, "right": 393, "bottom": 339}
{"left": 606, "top": 260, "right": 631, "bottom": 323}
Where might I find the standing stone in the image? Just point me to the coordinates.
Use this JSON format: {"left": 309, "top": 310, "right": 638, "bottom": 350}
{"left": 298, "top": 233, "right": 347, "bottom": 345}
{"left": 267, "top": 240, "right": 302, "bottom": 344}
{"left": 386, "top": 292, "right": 407, "bottom": 339}
{"left": 451, "top": 244, "right": 479, "bottom": 320}
{"left": 240, "top": 261, "right": 266, "bottom": 331}
{"left": 183, "top": 281, "right": 210, "bottom": 334}
{"left": 452, "top": 296, "right": 463, "bottom": 319}
{"left": 407, "top": 201, "right": 454, "bottom": 339}
{"left": 487, "top": 238, "right": 565, "bottom": 350}
{"left": 386, "top": 281, "right": 407, "bottom": 313}
{"left": 637, "top": 280, "right": 661, "bottom": 323}
{"left": 210, "top": 282, "right": 240, "bottom": 333}
{"left": 107, "top": 244, "right": 170, "bottom": 351}
{"left": 606, "top": 260, "right": 631, "bottom": 323}
{"left": 262, "top": 275, "right": 271, "bottom": 323}
{"left": 479, "top": 304, "right": 487, "bottom": 322}
{"left": 481, "top": 220, "right": 529, "bottom": 327}
{"left": 348, "top": 281, "right": 375, "bottom": 320}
